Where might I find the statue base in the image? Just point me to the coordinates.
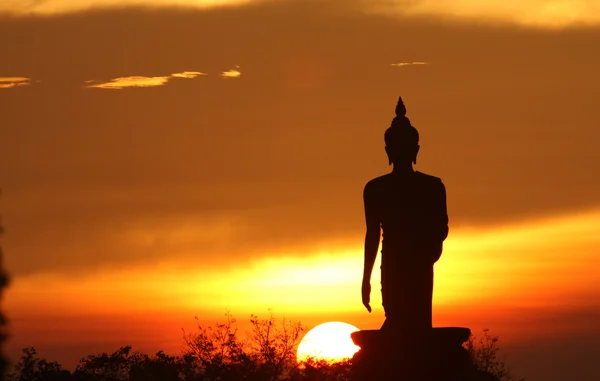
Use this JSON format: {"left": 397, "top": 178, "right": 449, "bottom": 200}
{"left": 350, "top": 327, "right": 499, "bottom": 381}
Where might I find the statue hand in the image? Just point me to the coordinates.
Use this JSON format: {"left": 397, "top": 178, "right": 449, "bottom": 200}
{"left": 361, "top": 281, "right": 372, "bottom": 313}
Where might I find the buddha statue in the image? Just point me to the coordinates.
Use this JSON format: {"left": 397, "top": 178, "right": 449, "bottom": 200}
{"left": 361, "top": 97, "right": 449, "bottom": 332}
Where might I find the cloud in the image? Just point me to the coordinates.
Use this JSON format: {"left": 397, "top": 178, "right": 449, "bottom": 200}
{"left": 390, "top": 62, "right": 429, "bottom": 67}
{"left": 85, "top": 70, "right": 207, "bottom": 89}
{"left": 2, "top": 0, "right": 600, "bottom": 27}
{"left": 367, "top": 0, "right": 600, "bottom": 28}
{"left": 170, "top": 71, "right": 207, "bottom": 79}
{"left": 0, "top": 77, "right": 31, "bottom": 89}
{"left": 85, "top": 75, "right": 171, "bottom": 89}
{"left": 220, "top": 66, "right": 241, "bottom": 79}
{"left": 0, "top": 0, "right": 252, "bottom": 16}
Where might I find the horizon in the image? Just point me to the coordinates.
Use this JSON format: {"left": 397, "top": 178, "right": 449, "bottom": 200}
{"left": 2, "top": 1, "right": 600, "bottom": 380}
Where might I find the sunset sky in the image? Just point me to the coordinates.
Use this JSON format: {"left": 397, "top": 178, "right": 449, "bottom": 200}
{"left": 2, "top": 1, "right": 600, "bottom": 380}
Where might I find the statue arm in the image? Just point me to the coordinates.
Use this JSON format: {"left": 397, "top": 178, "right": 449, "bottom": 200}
{"left": 427, "top": 179, "right": 449, "bottom": 263}
{"left": 363, "top": 182, "right": 381, "bottom": 283}
{"left": 436, "top": 179, "right": 449, "bottom": 243}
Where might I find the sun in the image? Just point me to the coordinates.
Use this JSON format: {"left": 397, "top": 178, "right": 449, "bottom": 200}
{"left": 296, "top": 321, "right": 361, "bottom": 363}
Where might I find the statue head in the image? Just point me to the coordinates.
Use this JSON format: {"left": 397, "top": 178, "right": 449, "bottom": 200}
{"left": 384, "top": 97, "right": 420, "bottom": 166}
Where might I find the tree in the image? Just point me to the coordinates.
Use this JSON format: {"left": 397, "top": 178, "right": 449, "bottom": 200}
{"left": 246, "top": 312, "right": 304, "bottom": 379}
{"left": 290, "top": 358, "right": 352, "bottom": 381}
{"left": 6, "top": 348, "right": 70, "bottom": 381}
{"left": 123, "top": 351, "right": 181, "bottom": 381}
{"left": 181, "top": 312, "right": 251, "bottom": 380}
{"left": 182, "top": 311, "right": 305, "bottom": 381}
{"left": 465, "top": 329, "right": 524, "bottom": 381}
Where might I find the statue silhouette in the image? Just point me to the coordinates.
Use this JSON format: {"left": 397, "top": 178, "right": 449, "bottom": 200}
{"left": 351, "top": 99, "right": 496, "bottom": 380}
{"left": 362, "top": 97, "right": 449, "bottom": 332}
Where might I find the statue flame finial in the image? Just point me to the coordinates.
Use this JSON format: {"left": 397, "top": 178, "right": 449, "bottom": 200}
{"left": 395, "top": 96, "right": 407, "bottom": 117}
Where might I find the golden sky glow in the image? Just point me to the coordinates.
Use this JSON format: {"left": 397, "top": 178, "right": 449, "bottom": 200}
{"left": 6, "top": 207, "right": 600, "bottom": 319}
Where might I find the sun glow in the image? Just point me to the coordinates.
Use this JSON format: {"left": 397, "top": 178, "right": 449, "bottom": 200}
{"left": 296, "top": 322, "right": 360, "bottom": 363}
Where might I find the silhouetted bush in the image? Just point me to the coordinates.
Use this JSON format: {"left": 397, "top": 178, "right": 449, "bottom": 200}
{"left": 465, "top": 329, "right": 524, "bottom": 381}
{"left": 181, "top": 312, "right": 312, "bottom": 380}
{"left": 7, "top": 348, "right": 70, "bottom": 381}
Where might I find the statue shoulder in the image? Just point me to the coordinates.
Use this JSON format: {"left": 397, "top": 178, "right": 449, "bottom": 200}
{"left": 365, "top": 174, "right": 393, "bottom": 189}
{"left": 364, "top": 174, "right": 393, "bottom": 196}
{"left": 414, "top": 171, "right": 445, "bottom": 187}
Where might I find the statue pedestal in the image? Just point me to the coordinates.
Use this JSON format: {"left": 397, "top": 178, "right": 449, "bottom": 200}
{"left": 350, "top": 327, "right": 494, "bottom": 381}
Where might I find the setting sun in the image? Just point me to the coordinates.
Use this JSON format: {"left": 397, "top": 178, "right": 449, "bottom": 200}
{"left": 296, "top": 322, "right": 361, "bottom": 363}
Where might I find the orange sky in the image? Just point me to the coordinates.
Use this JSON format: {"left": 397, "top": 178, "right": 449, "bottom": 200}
{"left": 2, "top": 1, "right": 600, "bottom": 380}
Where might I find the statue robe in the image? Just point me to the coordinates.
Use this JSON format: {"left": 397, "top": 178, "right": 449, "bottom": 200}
{"left": 363, "top": 170, "right": 449, "bottom": 331}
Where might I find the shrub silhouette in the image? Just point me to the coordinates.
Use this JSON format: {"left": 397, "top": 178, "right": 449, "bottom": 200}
{"left": 5, "top": 313, "right": 524, "bottom": 381}
{"left": 465, "top": 329, "right": 524, "bottom": 381}
{"left": 181, "top": 312, "right": 309, "bottom": 380}
{"left": 7, "top": 347, "right": 70, "bottom": 381}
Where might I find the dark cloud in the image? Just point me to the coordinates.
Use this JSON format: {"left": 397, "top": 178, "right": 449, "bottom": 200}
{"left": 1, "top": 1, "right": 600, "bottom": 276}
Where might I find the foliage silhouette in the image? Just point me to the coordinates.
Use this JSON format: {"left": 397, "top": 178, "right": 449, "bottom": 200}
{"left": 465, "top": 329, "right": 524, "bottom": 381}
{"left": 5, "top": 313, "right": 523, "bottom": 381}
{"left": 181, "top": 312, "right": 307, "bottom": 381}
{"left": 7, "top": 347, "right": 70, "bottom": 381}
